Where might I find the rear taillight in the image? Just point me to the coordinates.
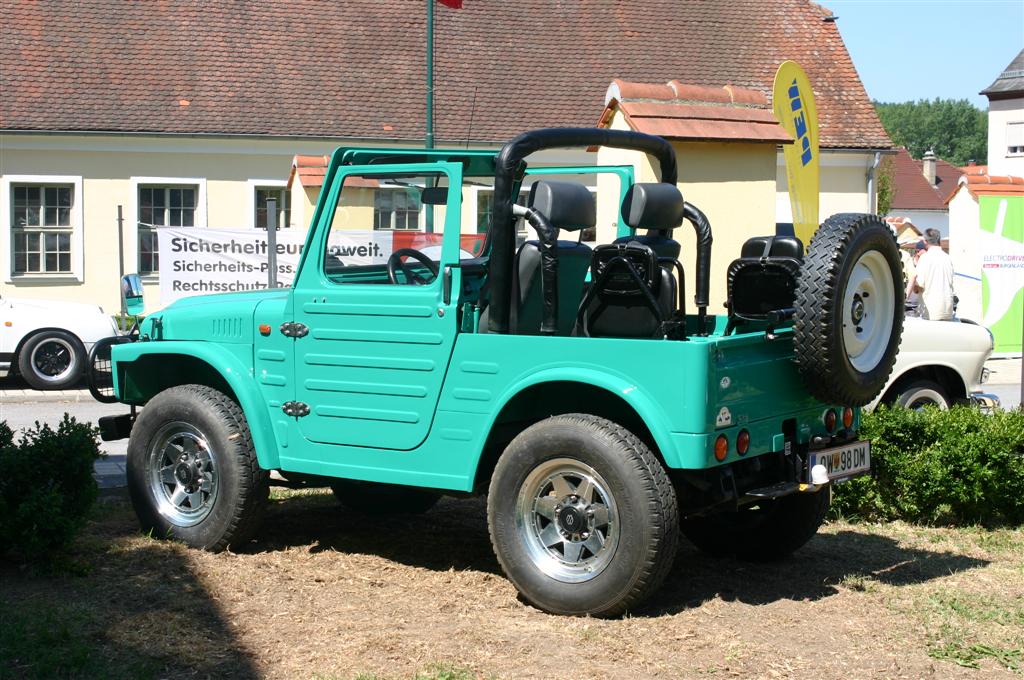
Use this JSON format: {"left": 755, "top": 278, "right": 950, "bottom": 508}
{"left": 824, "top": 409, "right": 837, "bottom": 432}
{"left": 736, "top": 429, "right": 750, "bottom": 455}
{"left": 843, "top": 407, "right": 854, "bottom": 429}
{"left": 714, "top": 435, "right": 728, "bottom": 462}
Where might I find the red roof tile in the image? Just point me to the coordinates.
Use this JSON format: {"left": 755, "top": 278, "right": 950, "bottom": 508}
{"left": 961, "top": 173, "right": 1024, "bottom": 198}
{"left": 887, "top": 148, "right": 962, "bottom": 211}
{"left": 602, "top": 80, "right": 792, "bottom": 143}
{"left": 0, "top": 0, "right": 891, "bottom": 150}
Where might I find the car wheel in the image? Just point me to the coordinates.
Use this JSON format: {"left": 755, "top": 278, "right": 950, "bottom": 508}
{"left": 794, "top": 213, "right": 904, "bottom": 406}
{"left": 681, "top": 487, "right": 831, "bottom": 561}
{"left": 17, "top": 330, "right": 86, "bottom": 390}
{"left": 895, "top": 379, "right": 950, "bottom": 410}
{"left": 127, "top": 384, "right": 269, "bottom": 551}
{"left": 487, "top": 414, "right": 679, "bottom": 617}
{"left": 329, "top": 479, "right": 440, "bottom": 514}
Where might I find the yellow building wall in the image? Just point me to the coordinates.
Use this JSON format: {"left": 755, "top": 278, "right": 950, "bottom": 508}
{"left": 596, "top": 110, "right": 778, "bottom": 314}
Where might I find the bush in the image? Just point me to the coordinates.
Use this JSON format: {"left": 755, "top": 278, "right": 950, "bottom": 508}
{"left": 832, "top": 406, "right": 1024, "bottom": 525}
{"left": 0, "top": 416, "right": 102, "bottom": 564}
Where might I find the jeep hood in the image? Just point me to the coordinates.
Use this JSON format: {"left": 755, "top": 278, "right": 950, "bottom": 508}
{"left": 146, "top": 289, "right": 290, "bottom": 343}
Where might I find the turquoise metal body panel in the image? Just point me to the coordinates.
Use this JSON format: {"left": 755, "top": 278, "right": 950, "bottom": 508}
{"left": 109, "top": 145, "right": 851, "bottom": 494}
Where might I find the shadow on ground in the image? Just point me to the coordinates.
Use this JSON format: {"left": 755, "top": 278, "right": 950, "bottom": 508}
{"left": 0, "top": 503, "right": 260, "bottom": 679}
{"left": 247, "top": 493, "right": 990, "bottom": 617}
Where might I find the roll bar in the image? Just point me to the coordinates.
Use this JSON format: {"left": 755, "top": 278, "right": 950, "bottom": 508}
{"left": 487, "top": 127, "right": 712, "bottom": 334}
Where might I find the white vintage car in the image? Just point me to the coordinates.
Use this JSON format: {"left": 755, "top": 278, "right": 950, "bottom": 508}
{"left": 869, "top": 316, "right": 998, "bottom": 410}
{"left": 0, "top": 297, "right": 120, "bottom": 390}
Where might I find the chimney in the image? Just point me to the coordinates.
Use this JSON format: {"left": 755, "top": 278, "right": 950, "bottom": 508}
{"left": 922, "top": 148, "right": 937, "bottom": 185}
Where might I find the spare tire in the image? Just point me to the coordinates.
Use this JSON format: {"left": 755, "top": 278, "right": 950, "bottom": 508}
{"left": 794, "top": 213, "right": 904, "bottom": 406}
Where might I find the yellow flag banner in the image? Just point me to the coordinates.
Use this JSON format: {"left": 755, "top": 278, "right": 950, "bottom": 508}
{"left": 773, "top": 61, "right": 820, "bottom": 248}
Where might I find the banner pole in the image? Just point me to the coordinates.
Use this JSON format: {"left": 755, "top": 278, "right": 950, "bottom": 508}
{"left": 117, "top": 205, "right": 126, "bottom": 331}
{"left": 267, "top": 198, "right": 278, "bottom": 288}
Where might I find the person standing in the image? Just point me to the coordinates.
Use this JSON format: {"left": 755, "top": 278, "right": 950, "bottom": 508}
{"left": 908, "top": 229, "right": 955, "bottom": 321}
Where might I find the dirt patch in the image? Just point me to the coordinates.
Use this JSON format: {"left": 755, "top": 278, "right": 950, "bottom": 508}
{"left": 3, "top": 490, "right": 1022, "bottom": 679}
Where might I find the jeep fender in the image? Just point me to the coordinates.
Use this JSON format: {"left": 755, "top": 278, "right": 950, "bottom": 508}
{"left": 484, "top": 365, "right": 680, "bottom": 468}
{"left": 113, "top": 341, "right": 281, "bottom": 470}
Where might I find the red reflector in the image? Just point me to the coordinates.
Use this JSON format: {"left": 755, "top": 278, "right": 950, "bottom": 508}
{"left": 824, "top": 409, "right": 837, "bottom": 432}
{"left": 258, "top": 324, "right": 272, "bottom": 336}
{"left": 843, "top": 407, "right": 854, "bottom": 429}
{"left": 714, "top": 434, "right": 728, "bottom": 462}
{"left": 737, "top": 429, "right": 750, "bottom": 455}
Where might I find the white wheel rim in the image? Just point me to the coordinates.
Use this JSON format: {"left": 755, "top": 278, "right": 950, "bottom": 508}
{"left": 29, "top": 337, "right": 78, "bottom": 384}
{"left": 514, "top": 458, "right": 619, "bottom": 584}
{"left": 903, "top": 388, "right": 948, "bottom": 411}
{"left": 842, "top": 250, "right": 895, "bottom": 373}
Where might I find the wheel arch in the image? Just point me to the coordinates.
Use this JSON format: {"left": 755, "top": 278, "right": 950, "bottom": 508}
{"left": 113, "top": 342, "right": 281, "bottom": 469}
{"left": 471, "top": 371, "right": 678, "bottom": 493}
{"left": 880, "top": 363, "right": 967, "bottom": 405}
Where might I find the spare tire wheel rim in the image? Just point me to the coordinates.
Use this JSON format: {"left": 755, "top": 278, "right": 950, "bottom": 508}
{"left": 147, "top": 421, "right": 219, "bottom": 526}
{"left": 842, "top": 250, "right": 895, "bottom": 374}
{"left": 30, "top": 338, "right": 76, "bottom": 383}
{"left": 515, "top": 458, "right": 619, "bottom": 584}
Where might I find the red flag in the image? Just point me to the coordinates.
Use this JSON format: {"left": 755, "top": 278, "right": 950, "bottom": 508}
{"left": 437, "top": 0, "right": 462, "bottom": 7}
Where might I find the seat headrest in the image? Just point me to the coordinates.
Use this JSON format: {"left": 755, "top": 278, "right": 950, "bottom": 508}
{"left": 622, "top": 183, "right": 685, "bottom": 231}
{"left": 527, "top": 180, "right": 595, "bottom": 232}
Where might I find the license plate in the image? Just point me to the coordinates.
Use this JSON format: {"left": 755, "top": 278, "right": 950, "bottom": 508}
{"left": 809, "top": 440, "right": 870, "bottom": 481}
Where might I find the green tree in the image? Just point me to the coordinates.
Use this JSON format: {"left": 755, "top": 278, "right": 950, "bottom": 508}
{"left": 876, "top": 156, "right": 895, "bottom": 216}
{"left": 874, "top": 98, "right": 987, "bottom": 167}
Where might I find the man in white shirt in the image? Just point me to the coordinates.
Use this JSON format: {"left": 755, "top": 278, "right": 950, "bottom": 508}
{"left": 908, "top": 229, "right": 954, "bottom": 321}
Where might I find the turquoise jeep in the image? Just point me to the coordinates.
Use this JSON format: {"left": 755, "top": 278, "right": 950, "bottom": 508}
{"left": 92, "top": 128, "right": 903, "bottom": 617}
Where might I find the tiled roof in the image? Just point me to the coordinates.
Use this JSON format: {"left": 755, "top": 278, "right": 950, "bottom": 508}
{"left": 599, "top": 80, "right": 793, "bottom": 143}
{"left": 0, "top": 0, "right": 891, "bottom": 150}
{"left": 887, "top": 148, "right": 961, "bottom": 211}
{"left": 981, "top": 48, "right": 1024, "bottom": 99}
{"left": 955, "top": 173, "right": 1024, "bottom": 199}
{"left": 287, "top": 155, "right": 330, "bottom": 190}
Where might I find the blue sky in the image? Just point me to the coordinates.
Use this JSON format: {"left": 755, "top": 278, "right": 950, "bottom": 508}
{"left": 825, "top": 0, "right": 1023, "bottom": 109}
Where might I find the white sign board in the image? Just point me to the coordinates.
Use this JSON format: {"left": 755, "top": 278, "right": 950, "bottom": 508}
{"left": 156, "top": 228, "right": 393, "bottom": 305}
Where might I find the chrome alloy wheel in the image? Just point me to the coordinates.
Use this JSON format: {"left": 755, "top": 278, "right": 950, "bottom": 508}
{"left": 147, "top": 421, "right": 219, "bottom": 527}
{"left": 842, "top": 250, "right": 896, "bottom": 373}
{"left": 515, "top": 458, "right": 619, "bottom": 583}
{"left": 29, "top": 337, "right": 77, "bottom": 383}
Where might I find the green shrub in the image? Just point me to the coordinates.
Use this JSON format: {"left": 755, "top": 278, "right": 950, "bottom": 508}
{"left": 0, "top": 416, "right": 103, "bottom": 564}
{"left": 832, "top": 406, "right": 1024, "bottom": 525}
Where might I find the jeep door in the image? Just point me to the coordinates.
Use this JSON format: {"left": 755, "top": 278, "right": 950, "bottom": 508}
{"left": 289, "top": 162, "right": 465, "bottom": 450}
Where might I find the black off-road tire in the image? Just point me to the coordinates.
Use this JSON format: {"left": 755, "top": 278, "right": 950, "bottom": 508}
{"left": 17, "top": 329, "right": 86, "bottom": 390}
{"left": 329, "top": 479, "right": 440, "bottom": 515}
{"left": 794, "top": 213, "right": 904, "bottom": 406}
{"left": 681, "top": 487, "right": 831, "bottom": 561}
{"left": 127, "top": 384, "right": 269, "bottom": 551}
{"left": 487, "top": 414, "right": 679, "bottom": 617}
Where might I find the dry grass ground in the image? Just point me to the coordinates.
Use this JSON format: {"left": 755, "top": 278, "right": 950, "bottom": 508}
{"left": 2, "top": 489, "right": 1022, "bottom": 679}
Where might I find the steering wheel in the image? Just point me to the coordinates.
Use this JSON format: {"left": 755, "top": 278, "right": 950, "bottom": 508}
{"left": 387, "top": 248, "right": 440, "bottom": 285}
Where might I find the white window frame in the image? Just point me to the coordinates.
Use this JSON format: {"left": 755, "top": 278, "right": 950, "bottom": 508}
{"left": 247, "top": 179, "right": 290, "bottom": 230}
{"left": 0, "top": 174, "right": 85, "bottom": 283}
{"left": 372, "top": 186, "right": 423, "bottom": 231}
{"left": 1007, "top": 121, "right": 1024, "bottom": 157}
{"left": 129, "top": 176, "right": 207, "bottom": 279}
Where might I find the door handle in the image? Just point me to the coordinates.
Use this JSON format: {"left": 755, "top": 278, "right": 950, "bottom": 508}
{"left": 442, "top": 265, "right": 453, "bottom": 305}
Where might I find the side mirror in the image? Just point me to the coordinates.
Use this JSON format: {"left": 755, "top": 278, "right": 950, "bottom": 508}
{"left": 121, "top": 274, "right": 145, "bottom": 316}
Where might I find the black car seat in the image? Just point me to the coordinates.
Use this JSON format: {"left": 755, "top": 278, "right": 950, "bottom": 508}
{"left": 510, "top": 180, "right": 595, "bottom": 335}
{"left": 577, "top": 183, "right": 686, "bottom": 338}
{"left": 725, "top": 235, "right": 804, "bottom": 332}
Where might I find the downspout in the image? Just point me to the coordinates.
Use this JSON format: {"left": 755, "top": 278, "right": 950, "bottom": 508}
{"left": 867, "top": 152, "right": 881, "bottom": 214}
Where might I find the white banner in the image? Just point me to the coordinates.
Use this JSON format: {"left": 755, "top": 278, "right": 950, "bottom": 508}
{"left": 156, "top": 228, "right": 393, "bottom": 305}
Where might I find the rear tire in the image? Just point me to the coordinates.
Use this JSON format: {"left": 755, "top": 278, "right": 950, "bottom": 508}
{"left": 329, "top": 479, "right": 440, "bottom": 515}
{"left": 681, "top": 487, "right": 830, "bottom": 561}
{"left": 487, "top": 414, "right": 678, "bottom": 617}
{"left": 127, "top": 384, "right": 269, "bottom": 551}
{"left": 18, "top": 330, "right": 85, "bottom": 390}
{"left": 794, "top": 213, "right": 904, "bottom": 406}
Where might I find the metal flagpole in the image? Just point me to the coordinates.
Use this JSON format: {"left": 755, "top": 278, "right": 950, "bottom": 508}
{"left": 425, "top": 0, "right": 435, "bottom": 233}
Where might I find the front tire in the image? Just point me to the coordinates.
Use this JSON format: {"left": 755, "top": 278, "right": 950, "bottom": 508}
{"left": 894, "top": 379, "right": 950, "bottom": 410}
{"left": 18, "top": 330, "right": 85, "bottom": 390}
{"left": 487, "top": 414, "right": 678, "bottom": 617}
{"left": 681, "top": 487, "right": 831, "bottom": 561}
{"left": 127, "top": 385, "right": 269, "bottom": 551}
